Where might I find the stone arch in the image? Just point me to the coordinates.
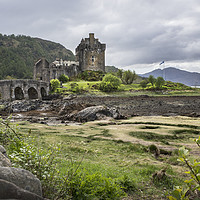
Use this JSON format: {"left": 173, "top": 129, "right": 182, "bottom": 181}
{"left": 28, "top": 87, "right": 38, "bottom": 99}
{"left": 14, "top": 87, "right": 24, "bottom": 100}
{"left": 40, "top": 87, "right": 47, "bottom": 98}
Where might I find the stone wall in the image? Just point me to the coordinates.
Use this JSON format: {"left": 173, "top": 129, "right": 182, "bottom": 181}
{"left": 0, "top": 79, "right": 49, "bottom": 101}
{"left": 34, "top": 58, "right": 80, "bottom": 82}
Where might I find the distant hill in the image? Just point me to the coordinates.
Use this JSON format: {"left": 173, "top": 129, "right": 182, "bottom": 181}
{"left": 140, "top": 67, "right": 200, "bottom": 86}
{"left": 105, "top": 65, "right": 119, "bottom": 73}
{"left": 0, "top": 34, "right": 75, "bottom": 79}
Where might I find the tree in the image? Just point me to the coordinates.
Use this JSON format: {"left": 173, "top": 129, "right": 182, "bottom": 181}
{"left": 50, "top": 79, "right": 60, "bottom": 92}
{"left": 58, "top": 74, "right": 69, "bottom": 83}
{"left": 99, "top": 74, "right": 122, "bottom": 92}
{"left": 140, "top": 79, "right": 149, "bottom": 88}
{"left": 116, "top": 69, "right": 123, "bottom": 79}
{"left": 155, "top": 77, "right": 165, "bottom": 89}
{"left": 148, "top": 75, "right": 156, "bottom": 86}
{"left": 122, "top": 70, "right": 137, "bottom": 84}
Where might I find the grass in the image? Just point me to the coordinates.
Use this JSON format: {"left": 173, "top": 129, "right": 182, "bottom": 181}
{"left": 56, "top": 80, "right": 200, "bottom": 97}
{"left": 128, "top": 131, "right": 185, "bottom": 142}
{"left": 15, "top": 115, "right": 200, "bottom": 199}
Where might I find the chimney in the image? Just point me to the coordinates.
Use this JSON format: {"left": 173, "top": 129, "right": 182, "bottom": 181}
{"left": 89, "top": 33, "right": 94, "bottom": 46}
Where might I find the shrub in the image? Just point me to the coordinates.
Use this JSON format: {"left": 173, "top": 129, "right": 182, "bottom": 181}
{"left": 79, "top": 70, "right": 105, "bottom": 81}
{"left": 122, "top": 70, "right": 137, "bottom": 84}
{"left": 70, "top": 82, "right": 83, "bottom": 93}
{"left": 99, "top": 74, "right": 121, "bottom": 92}
{"left": 140, "top": 79, "right": 149, "bottom": 88}
{"left": 167, "top": 137, "right": 200, "bottom": 200}
{"left": 155, "top": 77, "right": 165, "bottom": 89}
{"left": 50, "top": 79, "right": 60, "bottom": 92}
{"left": 58, "top": 74, "right": 69, "bottom": 83}
{"left": 148, "top": 75, "right": 156, "bottom": 86}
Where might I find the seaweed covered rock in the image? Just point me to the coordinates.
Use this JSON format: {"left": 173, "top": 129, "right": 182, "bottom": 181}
{"left": 65, "top": 105, "right": 125, "bottom": 122}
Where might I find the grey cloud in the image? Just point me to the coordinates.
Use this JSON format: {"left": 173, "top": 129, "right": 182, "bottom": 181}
{"left": 1, "top": 0, "right": 200, "bottom": 72}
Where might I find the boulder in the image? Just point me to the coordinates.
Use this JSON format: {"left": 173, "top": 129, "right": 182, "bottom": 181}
{"left": 0, "top": 152, "right": 11, "bottom": 167}
{"left": 0, "top": 145, "right": 7, "bottom": 156}
{"left": 0, "top": 167, "right": 42, "bottom": 196}
{"left": 66, "top": 105, "right": 125, "bottom": 122}
{"left": 0, "top": 145, "right": 11, "bottom": 167}
{"left": 0, "top": 179, "right": 44, "bottom": 200}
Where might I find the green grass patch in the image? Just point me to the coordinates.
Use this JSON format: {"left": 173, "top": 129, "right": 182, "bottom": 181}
{"left": 171, "top": 129, "right": 200, "bottom": 135}
{"left": 129, "top": 131, "right": 185, "bottom": 141}
{"left": 120, "top": 121, "right": 200, "bottom": 129}
{"left": 140, "top": 125, "right": 161, "bottom": 129}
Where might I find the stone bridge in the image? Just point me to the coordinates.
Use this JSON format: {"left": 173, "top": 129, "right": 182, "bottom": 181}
{"left": 0, "top": 79, "right": 49, "bottom": 101}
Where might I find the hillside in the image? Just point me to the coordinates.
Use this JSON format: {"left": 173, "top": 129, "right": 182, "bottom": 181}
{"left": 140, "top": 67, "right": 200, "bottom": 86}
{"left": 0, "top": 34, "right": 75, "bottom": 79}
{"left": 105, "top": 65, "right": 119, "bottom": 73}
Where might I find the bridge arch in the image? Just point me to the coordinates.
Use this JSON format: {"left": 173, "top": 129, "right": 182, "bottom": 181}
{"left": 28, "top": 87, "right": 38, "bottom": 99}
{"left": 14, "top": 87, "right": 24, "bottom": 100}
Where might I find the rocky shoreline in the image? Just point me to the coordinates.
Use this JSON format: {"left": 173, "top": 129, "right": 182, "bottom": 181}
{"left": 1, "top": 95, "right": 200, "bottom": 123}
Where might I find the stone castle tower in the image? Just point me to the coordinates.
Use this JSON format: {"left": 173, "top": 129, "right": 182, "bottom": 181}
{"left": 76, "top": 33, "right": 106, "bottom": 72}
{"left": 33, "top": 33, "right": 106, "bottom": 83}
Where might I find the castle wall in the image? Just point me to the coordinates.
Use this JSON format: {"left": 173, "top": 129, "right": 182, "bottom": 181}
{"left": 76, "top": 33, "right": 106, "bottom": 72}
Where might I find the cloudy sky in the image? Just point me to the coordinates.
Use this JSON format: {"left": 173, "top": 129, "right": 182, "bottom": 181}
{"left": 1, "top": 0, "right": 200, "bottom": 73}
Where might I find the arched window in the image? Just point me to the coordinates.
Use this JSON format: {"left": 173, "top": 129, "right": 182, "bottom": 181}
{"left": 14, "top": 87, "right": 24, "bottom": 100}
{"left": 28, "top": 87, "right": 38, "bottom": 99}
{"left": 41, "top": 87, "right": 47, "bottom": 98}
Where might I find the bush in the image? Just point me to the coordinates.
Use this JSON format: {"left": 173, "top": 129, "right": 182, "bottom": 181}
{"left": 70, "top": 82, "right": 84, "bottom": 93}
{"left": 50, "top": 79, "right": 60, "bottom": 92}
{"left": 155, "top": 77, "right": 165, "bottom": 89}
{"left": 99, "top": 74, "right": 122, "bottom": 92}
{"left": 58, "top": 74, "right": 69, "bottom": 83}
{"left": 79, "top": 70, "right": 105, "bottom": 81}
{"left": 121, "top": 70, "right": 137, "bottom": 84}
{"left": 148, "top": 75, "right": 156, "bottom": 86}
{"left": 167, "top": 137, "right": 200, "bottom": 200}
{"left": 140, "top": 79, "right": 149, "bottom": 88}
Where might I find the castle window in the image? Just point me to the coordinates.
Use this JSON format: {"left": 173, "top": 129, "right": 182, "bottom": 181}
{"left": 91, "top": 56, "right": 95, "bottom": 63}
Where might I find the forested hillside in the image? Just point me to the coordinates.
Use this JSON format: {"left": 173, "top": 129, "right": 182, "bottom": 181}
{"left": 0, "top": 34, "right": 75, "bottom": 79}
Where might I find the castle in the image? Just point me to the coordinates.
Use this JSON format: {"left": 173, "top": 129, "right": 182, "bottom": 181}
{"left": 33, "top": 33, "right": 106, "bottom": 82}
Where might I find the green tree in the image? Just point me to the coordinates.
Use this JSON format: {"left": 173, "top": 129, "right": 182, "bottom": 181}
{"left": 140, "top": 79, "right": 149, "bottom": 88}
{"left": 58, "top": 74, "right": 69, "bottom": 83}
{"left": 116, "top": 69, "right": 123, "bottom": 79}
{"left": 122, "top": 70, "right": 137, "bottom": 84}
{"left": 148, "top": 75, "right": 156, "bottom": 86}
{"left": 155, "top": 77, "right": 165, "bottom": 89}
{"left": 100, "top": 74, "right": 122, "bottom": 92}
{"left": 50, "top": 79, "right": 60, "bottom": 92}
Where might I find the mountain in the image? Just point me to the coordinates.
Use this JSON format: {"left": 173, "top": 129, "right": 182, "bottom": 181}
{"left": 140, "top": 67, "right": 200, "bottom": 86}
{"left": 0, "top": 34, "right": 75, "bottom": 79}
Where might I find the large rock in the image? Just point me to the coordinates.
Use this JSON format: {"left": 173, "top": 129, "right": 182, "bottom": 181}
{"left": 66, "top": 105, "right": 125, "bottom": 122}
{"left": 0, "top": 145, "right": 11, "bottom": 167}
{"left": 0, "top": 153, "right": 11, "bottom": 167}
{"left": 0, "top": 167, "right": 42, "bottom": 196}
{"left": 0, "top": 179, "right": 43, "bottom": 200}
